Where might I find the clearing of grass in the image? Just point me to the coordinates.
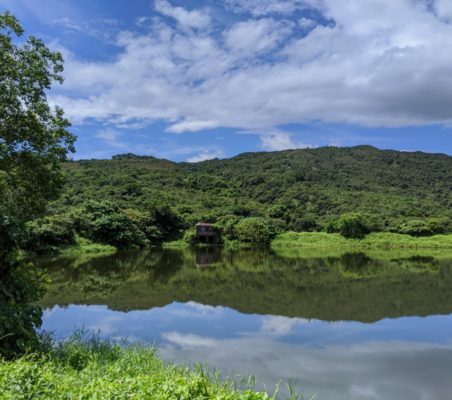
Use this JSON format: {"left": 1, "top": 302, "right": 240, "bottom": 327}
{"left": 272, "top": 232, "right": 452, "bottom": 250}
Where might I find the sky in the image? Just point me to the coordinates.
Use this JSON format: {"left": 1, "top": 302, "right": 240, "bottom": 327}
{"left": 1, "top": 0, "right": 452, "bottom": 161}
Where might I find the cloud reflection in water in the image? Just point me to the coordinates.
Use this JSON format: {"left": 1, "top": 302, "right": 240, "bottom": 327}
{"left": 42, "top": 302, "right": 452, "bottom": 400}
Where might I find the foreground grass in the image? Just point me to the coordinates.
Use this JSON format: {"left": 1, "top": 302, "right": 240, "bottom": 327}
{"left": 272, "top": 232, "right": 452, "bottom": 250}
{"left": 0, "top": 336, "right": 271, "bottom": 400}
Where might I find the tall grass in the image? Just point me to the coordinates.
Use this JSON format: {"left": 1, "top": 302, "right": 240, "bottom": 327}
{"left": 0, "top": 332, "right": 308, "bottom": 399}
{"left": 272, "top": 232, "right": 452, "bottom": 250}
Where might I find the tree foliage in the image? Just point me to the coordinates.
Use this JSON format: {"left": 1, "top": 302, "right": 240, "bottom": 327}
{"left": 0, "top": 12, "right": 75, "bottom": 358}
{"left": 36, "top": 146, "right": 452, "bottom": 247}
{"left": 235, "top": 217, "right": 272, "bottom": 244}
{"left": 337, "top": 213, "right": 371, "bottom": 239}
{"left": 74, "top": 201, "right": 147, "bottom": 249}
{"left": 22, "top": 215, "right": 75, "bottom": 253}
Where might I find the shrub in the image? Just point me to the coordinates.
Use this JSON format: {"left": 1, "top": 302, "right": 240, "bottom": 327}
{"left": 122, "top": 208, "right": 163, "bottom": 244}
{"left": 235, "top": 217, "right": 272, "bottom": 244}
{"left": 74, "top": 201, "right": 147, "bottom": 249}
{"left": 398, "top": 218, "right": 450, "bottom": 236}
{"left": 23, "top": 215, "right": 75, "bottom": 253}
{"left": 337, "top": 213, "right": 371, "bottom": 239}
{"left": 216, "top": 215, "right": 241, "bottom": 240}
{"left": 183, "top": 228, "right": 198, "bottom": 245}
{"left": 287, "top": 215, "right": 318, "bottom": 232}
{"left": 151, "top": 205, "right": 185, "bottom": 241}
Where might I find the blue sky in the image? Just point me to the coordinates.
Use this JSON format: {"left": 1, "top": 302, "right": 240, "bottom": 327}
{"left": 1, "top": 0, "right": 452, "bottom": 161}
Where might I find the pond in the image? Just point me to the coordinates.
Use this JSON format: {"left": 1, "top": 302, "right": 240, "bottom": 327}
{"left": 39, "top": 248, "right": 452, "bottom": 399}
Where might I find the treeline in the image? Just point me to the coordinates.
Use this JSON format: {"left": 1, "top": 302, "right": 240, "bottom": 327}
{"left": 23, "top": 146, "right": 452, "bottom": 251}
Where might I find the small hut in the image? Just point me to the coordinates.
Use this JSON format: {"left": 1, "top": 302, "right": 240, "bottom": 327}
{"left": 195, "top": 222, "right": 216, "bottom": 239}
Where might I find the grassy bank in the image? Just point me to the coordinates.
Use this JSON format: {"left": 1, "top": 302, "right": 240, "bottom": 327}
{"left": 164, "top": 232, "right": 452, "bottom": 256}
{"left": 58, "top": 236, "right": 117, "bottom": 257}
{"left": 0, "top": 336, "right": 270, "bottom": 400}
{"left": 272, "top": 232, "right": 452, "bottom": 250}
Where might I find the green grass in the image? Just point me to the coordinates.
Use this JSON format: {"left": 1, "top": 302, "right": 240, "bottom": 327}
{"left": 272, "top": 232, "right": 452, "bottom": 250}
{"left": 0, "top": 334, "right": 272, "bottom": 400}
{"left": 163, "top": 239, "right": 190, "bottom": 248}
{"left": 58, "top": 235, "right": 117, "bottom": 257}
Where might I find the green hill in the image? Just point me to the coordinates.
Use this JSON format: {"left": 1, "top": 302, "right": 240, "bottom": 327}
{"left": 26, "top": 145, "right": 451, "bottom": 251}
{"left": 59, "top": 145, "right": 451, "bottom": 226}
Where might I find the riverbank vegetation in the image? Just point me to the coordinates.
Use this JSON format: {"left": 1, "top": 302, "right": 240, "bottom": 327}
{"left": 19, "top": 146, "right": 451, "bottom": 253}
{"left": 0, "top": 334, "right": 271, "bottom": 400}
{"left": 272, "top": 232, "right": 452, "bottom": 250}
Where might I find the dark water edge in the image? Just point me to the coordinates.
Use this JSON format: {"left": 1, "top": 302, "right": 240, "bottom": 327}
{"left": 38, "top": 248, "right": 452, "bottom": 400}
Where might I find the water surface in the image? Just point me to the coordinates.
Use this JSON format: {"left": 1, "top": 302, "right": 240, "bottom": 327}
{"left": 39, "top": 248, "right": 452, "bottom": 399}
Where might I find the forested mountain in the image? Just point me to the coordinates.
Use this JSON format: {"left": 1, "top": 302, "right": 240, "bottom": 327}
{"left": 55, "top": 145, "right": 451, "bottom": 231}
{"left": 21, "top": 145, "right": 451, "bottom": 252}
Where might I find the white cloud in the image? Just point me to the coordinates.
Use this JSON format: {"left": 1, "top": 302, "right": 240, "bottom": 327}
{"left": 95, "top": 128, "right": 128, "bottom": 149}
{"left": 51, "top": 0, "right": 452, "bottom": 137}
{"left": 260, "top": 132, "right": 312, "bottom": 151}
{"left": 434, "top": 0, "right": 452, "bottom": 21}
{"left": 52, "top": 17, "right": 82, "bottom": 32}
{"left": 96, "top": 128, "right": 119, "bottom": 142}
{"left": 298, "top": 17, "right": 316, "bottom": 30}
{"left": 162, "top": 331, "right": 218, "bottom": 347}
{"left": 186, "top": 149, "right": 225, "bottom": 163}
{"left": 154, "top": 0, "right": 211, "bottom": 30}
{"left": 224, "top": 18, "right": 293, "bottom": 55}
{"left": 160, "top": 333, "right": 452, "bottom": 400}
{"left": 260, "top": 315, "right": 309, "bottom": 335}
{"left": 167, "top": 119, "right": 220, "bottom": 133}
{"left": 225, "top": 0, "right": 309, "bottom": 16}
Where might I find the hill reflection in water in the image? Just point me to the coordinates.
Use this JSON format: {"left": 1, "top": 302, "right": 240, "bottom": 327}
{"left": 39, "top": 248, "right": 452, "bottom": 400}
{"left": 40, "top": 247, "right": 452, "bottom": 322}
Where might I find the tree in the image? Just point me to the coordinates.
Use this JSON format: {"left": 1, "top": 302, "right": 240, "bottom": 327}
{"left": 398, "top": 218, "right": 449, "bottom": 237}
{"left": 0, "top": 12, "right": 75, "bottom": 358}
{"left": 74, "top": 201, "right": 147, "bottom": 249}
{"left": 1, "top": 12, "right": 75, "bottom": 262}
{"left": 235, "top": 217, "right": 272, "bottom": 244}
{"left": 337, "top": 213, "right": 371, "bottom": 239}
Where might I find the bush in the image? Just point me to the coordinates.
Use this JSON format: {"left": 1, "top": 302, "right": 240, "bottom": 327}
{"left": 0, "top": 262, "right": 47, "bottom": 359}
{"left": 122, "top": 208, "right": 163, "bottom": 244}
{"left": 22, "top": 215, "right": 75, "bottom": 253}
{"left": 287, "top": 215, "right": 318, "bottom": 232}
{"left": 216, "top": 215, "right": 241, "bottom": 240}
{"left": 235, "top": 217, "right": 272, "bottom": 244}
{"left": 337, "top": 213, "right": 371, "bottom": 239}
{"left": 74, "top": 201, "right": 147, "bottom": 249}
{"left": 398, "top": 218, "right": 450, "bottom": 236}
{"left": 151, "top": 205, "right": 185, "bottom": 241}
{"left": 183, "top": 228, "right": 199, "bottom": 245}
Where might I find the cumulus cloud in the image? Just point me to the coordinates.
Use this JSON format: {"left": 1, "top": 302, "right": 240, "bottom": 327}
{"left": 225, "top": 0, "right": 309, "bottom": 16}
{"left": 154, "top": 0, "right": 211, "bottom": 30}
{"left": 260, "top": 315, "right": 310, "bottom": 335}
{"left": 160, "top": 333, "right": 452, "bottom": 400}
{"left": 224, "top": 18, "right": 293, "bottom": 55}
{"left": 260, "top": 132, "right": 313, "bottom": 151}
{"left": 186, "top": 149, "right": 225, "bottom": 162}
{"left": 434, "top": 0, "right": 452, "bottom": 21}
{"left": 52, "top": 0, "right": 452, "bottom": 137}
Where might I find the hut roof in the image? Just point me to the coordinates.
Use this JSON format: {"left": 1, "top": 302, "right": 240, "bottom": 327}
{"left": 196, "top": 222, "right": 213, "bottom": 227}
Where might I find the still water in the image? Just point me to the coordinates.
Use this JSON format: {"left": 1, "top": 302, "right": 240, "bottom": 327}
{"left": 39, "top": 248, "right": 452, "bottom": 399}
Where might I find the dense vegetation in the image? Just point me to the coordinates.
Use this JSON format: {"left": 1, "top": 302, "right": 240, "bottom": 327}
{"left": 0, "top": 334, "right": 270, "bottom": 400}
{"left": 25, "top": 146, "right": 451, "bottom": 251}
{"left": 0, "top": 12, "right": 75, "bottom": 358}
